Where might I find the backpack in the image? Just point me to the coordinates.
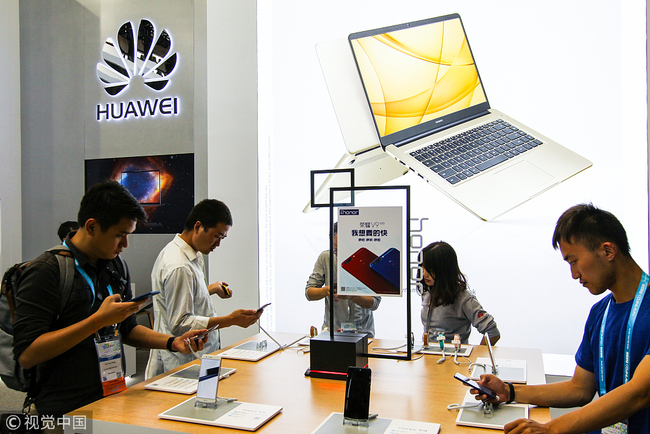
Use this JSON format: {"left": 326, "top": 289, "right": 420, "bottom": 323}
{"left": 0, "top": 246, "right": 75, "bottom": 394}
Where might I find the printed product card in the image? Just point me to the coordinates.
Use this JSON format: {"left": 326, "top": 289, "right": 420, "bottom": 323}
{"left": 338, "top": 206, "right": 402, "bottom": 297}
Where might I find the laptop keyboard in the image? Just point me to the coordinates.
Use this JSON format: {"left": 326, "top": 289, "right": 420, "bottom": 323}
{"left": 409, "top": 119, "right": 543, "bottom": 185}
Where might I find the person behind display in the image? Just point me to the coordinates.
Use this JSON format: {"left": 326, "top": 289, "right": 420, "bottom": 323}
{"left": 420, "top": 241, "right": 500, "bottom": 346}
{"left": 57, "top": 220, "right": 79, "bottom": 242}
{"left": 305, "top": 222, "right": 381, "bottom": 337}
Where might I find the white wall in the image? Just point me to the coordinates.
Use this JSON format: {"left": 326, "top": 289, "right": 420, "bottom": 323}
{"left": 260, "top": 0, "right": 648, "bottom": 355}
{"left": 0, "top": 0, "right": 22, "bottom": 271}
{"left": 206, "top": 0, "right": 260, "bottom": 347}
{"left": 19, "top": 0, "right": 87, "bottom": 260}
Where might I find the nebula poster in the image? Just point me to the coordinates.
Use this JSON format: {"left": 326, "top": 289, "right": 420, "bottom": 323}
{"left": 85, "top": 153, "right": 194, "bottom": 234}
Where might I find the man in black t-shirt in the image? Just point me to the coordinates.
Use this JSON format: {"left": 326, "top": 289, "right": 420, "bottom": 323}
{"left": 13, "top": 181, "right": 207, "bottom": 416}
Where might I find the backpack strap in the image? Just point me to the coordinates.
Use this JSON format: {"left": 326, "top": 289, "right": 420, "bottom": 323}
{"left": 49, "top": 246, "right": 76, "bottom": 318}
{"left": 108, "top": 255, "right": 129, "bottom": 295}
{"left": 22, "top": 245, "right": 76, "bottom": 413}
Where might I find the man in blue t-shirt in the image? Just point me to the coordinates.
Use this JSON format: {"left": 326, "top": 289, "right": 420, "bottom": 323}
{"left": 475, "top": 204, "right": 650, "bottom": 433}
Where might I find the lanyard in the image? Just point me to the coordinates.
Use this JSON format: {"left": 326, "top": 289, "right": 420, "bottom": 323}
{"left": 598, "top": 271, "right": 648, "bottom": 396}
{"left": 62, "top": 241, "right": 114, "bottom": 307}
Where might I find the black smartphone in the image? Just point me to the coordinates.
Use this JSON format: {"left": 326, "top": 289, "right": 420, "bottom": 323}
{"left": 194, "top": 324, "right": 219, "bottom": 341}
{"left": 453, "top": 372, "right": 497, "bottom": 400}
{"left": 344, "top": 366, "right": 371, "bottom": 420}
{"left": 129, "top": 291, "right": 160, "bottom": 303}
{"left": 257, "top": 302, "right": 272, "bottom": 313}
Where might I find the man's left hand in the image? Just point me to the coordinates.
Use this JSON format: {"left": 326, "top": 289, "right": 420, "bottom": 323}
{"left": 172, "top": 330, "right": 207, "bottom": 354}
{"left": 504, "top": 419, "right": 550, "bottom": 434}
{"left": 209, "top": 281, "right": 232, "bottom": 298}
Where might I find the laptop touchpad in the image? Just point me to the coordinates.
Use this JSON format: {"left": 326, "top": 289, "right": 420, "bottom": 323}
{"left": 487, "top": 160, "right": 555, "bottom": 198}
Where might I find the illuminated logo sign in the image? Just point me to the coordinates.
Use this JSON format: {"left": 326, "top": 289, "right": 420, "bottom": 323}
{"left": 95, "top": 19, "right": 180, "bottom": 122}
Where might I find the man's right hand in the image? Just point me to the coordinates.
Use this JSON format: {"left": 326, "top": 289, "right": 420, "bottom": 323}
{"left": 228, "top": 309, "right": 263, "bottom": 328}
{"left": 94, "top": 293, "right": 146, "bottom": 329}
{"left": 474, "top": 374, "right": 510, "bottom": 403}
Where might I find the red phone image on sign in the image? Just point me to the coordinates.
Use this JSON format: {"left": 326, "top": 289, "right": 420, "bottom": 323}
{"left": 341, "top": 247, "right": 399, "bottom": 295}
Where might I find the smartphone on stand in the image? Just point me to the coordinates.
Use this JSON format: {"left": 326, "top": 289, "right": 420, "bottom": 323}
{"left": 344, "top": 367, "right": 371, "bottom": 421}
{"left": 195, "top": 355, "right": 222, "bottom": 406}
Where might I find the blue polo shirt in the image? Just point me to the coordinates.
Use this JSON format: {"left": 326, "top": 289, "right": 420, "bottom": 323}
{"left": 575, "top": 289, "right": 650, "bottom": 433}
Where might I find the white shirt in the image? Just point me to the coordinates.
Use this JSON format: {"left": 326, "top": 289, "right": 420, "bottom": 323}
{"left": 145, "top": 234, "right": 220, "bottom": 379}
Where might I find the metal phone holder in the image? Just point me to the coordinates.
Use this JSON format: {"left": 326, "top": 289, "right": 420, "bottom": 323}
{"left": 194, "top": 396, "right": 238, "bottom": 409}
{"left": 343, "top": 415, "right": 370, "bottom": 427}
{"left": 194, "top": 400, "right": 219, "bottom": 410}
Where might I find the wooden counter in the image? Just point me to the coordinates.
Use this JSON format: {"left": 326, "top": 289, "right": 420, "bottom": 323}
{"left": 69, "top": 333, "right": 550, "bottom": 433}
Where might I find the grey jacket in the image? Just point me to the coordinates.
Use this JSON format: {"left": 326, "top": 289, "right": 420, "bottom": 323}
{"left": 421, "top": 289, "right": 499, "bottom": 344}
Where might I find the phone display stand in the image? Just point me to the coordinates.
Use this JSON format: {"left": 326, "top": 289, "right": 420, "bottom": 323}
{"left": 312, "top": 413, "right": 441, "bottom": 434}
{"left": 194, "top": 400, "right": 219, "bottom": 410}
{"left": 160, "top": 396, "right": 283, "bottom": 431}
{"left": 343, "top": 416, "right": 370, "bottom": 427}
{"left": 452, "top": 391, "right": 528, "bottom": 429}
{"left": 194, "top": 396, "right": 238, "bottom": 410}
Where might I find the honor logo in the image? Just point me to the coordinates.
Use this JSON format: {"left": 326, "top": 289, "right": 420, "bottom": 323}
{"left": 410, "top": 217, "right": 429, "bottom": 294}
{"left": 339, "top": 209, "right": 360, "bottom": 216}
{"left": 96, "top": 19, "right": 177, "bottom": 96}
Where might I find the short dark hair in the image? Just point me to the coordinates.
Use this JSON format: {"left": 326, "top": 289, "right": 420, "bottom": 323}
{"left": 421, "top": 241, "right": 468, "bottom": 307}
{"left": 57, "top": 221, "right": 79, "bottom": 241}
{"left": 552, "top": 203, "right": 631, "bottom": 257}
{"left": 77, "top": 181, "right": 146, "bottom": 231}
{"left": 184, "top": 199, "right": 232, "bottom": 231}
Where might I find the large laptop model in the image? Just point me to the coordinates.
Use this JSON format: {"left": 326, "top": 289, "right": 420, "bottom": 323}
{"left": 303, "top": 39, "right": 408, "bottom": 212}
{"left": 348, "top": 14, "right": 592, "bottom": 220}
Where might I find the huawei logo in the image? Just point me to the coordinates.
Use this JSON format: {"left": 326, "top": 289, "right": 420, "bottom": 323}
{"left": 96, "top": 19, "right": 178, "bottom": 96}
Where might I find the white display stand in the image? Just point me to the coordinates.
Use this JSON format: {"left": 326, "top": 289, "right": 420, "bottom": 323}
{"left": 145, "top": 364, "right": 237, "bottom": 394}
{"left": 311, "top": 412, "right": 440, "bottom": 434}
{"left": 159, "top": 396, "right": 282, "bottom": 431}
{"left": 453, "top": 391, "right": 528, "bottom": 430}
{"left": 219, "top": 340, "right": 281, "bottom": 362}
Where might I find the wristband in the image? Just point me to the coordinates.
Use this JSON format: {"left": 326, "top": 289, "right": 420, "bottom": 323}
{"left": 166, "top": 336, "right": 177, "bottom": 352}
{"left": 505, "top": 381, "right": 515, "bottom": 403}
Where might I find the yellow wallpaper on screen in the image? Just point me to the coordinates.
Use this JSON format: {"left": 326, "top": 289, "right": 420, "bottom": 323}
{"left": 352, "top": 18, "right": 487, "bottom": 137}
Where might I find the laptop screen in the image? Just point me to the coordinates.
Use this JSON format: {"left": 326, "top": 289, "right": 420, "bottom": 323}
{"left": 349, "top": 14, "right": 490, "bottom": 147}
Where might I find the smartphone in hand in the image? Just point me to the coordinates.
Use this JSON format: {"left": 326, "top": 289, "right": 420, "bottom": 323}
{"left": 257, "top": 302, "right": 272, "bottom": 313}
{"left": 194, "top": 324, "right": 219, "bottom": 341}
{"left": 453, "top": 372, "right": 498, "bottom": 400}
{"left": 129, "top": 291, "right": 160, "bottom": 303}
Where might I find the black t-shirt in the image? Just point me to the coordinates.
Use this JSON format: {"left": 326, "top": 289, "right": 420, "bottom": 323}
{"left": 13, "top": 237, "right": 138, "bottom": 416}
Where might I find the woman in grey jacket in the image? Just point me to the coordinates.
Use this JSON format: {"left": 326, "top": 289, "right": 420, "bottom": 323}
{"left": 420, "top": 241, "right": 500, "bottom": 345}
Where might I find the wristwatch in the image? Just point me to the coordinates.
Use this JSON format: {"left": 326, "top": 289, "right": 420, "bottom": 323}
{"left": 166, "top": 336, "right": 177, "bottom": 352}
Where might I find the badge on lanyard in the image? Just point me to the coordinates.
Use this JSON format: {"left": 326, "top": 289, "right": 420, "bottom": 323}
{"left": 602, "top": 422, "right": 628, "bottom": 434}
{"left": 94, "top": 328, "right": 126, "bottom": 397}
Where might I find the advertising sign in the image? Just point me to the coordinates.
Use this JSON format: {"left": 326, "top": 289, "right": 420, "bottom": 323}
{"left": 337, "top": 206, "right": 402, "bottom": 297}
